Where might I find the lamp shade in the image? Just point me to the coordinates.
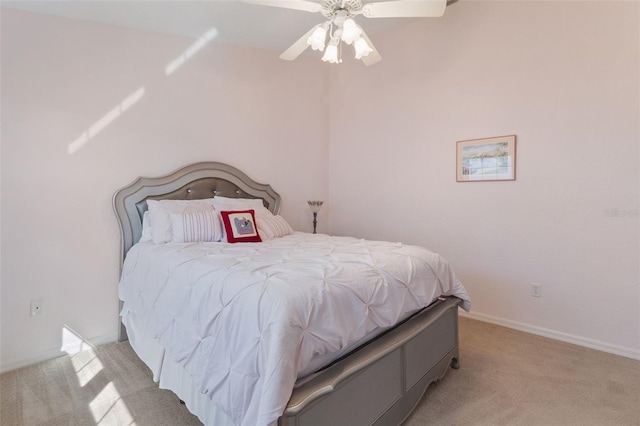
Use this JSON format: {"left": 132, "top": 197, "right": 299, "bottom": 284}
{"left": 321, "top": 41, "right": 339, "bottom": 63}
{"left": 307, "top": 200, "right": 324, "bottom": 213}
{"left": 354, "top": 36, "right": 373, "bottom": 59}
{"left": 341, "top": 18, "right": 362, "bottom": 45}
{"left": 342, "top": 18, "right": 362, "bottom": 44}
{"left": 307, "top": 25, "right": 328, "bottom": 51}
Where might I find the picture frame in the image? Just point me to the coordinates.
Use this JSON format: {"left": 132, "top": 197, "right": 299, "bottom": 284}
{"left": 456, "top": 135, "right": 516, "bottom": 182}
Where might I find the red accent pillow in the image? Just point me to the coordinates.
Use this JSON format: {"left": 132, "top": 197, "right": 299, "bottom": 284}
{"left": 220, "top": 209, "right": 262, "bottom": 243}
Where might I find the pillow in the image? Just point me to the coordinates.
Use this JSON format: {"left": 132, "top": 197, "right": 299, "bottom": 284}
{"left": 147, "top": 198, "right": 217, "bottom": 244}
{"left": 212, "top": 196, "right": 266, "bottom": 212}
{"left": 139, "top": 211, "right": 152, "bottom": 242}
{"left": 213, "top": 200, "right": 293, "bottom": 240}
{"left": 213, "top": 197, "right": 275, "bottom": 241}
{"left": 257, "top": 214, "right": 294, "bottom": 240}
{"left": 169, "top": 209, "right": 223, "bottom": 243}
{"left": 220, "top": 210, "right": 262, "bottom": 243}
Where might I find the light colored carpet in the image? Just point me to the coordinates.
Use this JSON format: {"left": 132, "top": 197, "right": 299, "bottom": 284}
{"left": 2, "top": 317, "right": 639, "bottom": 425}
{"left": 405, "top": 318, "right": 640, "bottom": 426}
{"left": 0, "top": 338, "right": 201, "bottom": 425}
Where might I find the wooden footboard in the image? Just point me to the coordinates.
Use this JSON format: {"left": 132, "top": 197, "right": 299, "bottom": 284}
{"left": 280, "top": 296, "right": 462, "bottom": 426}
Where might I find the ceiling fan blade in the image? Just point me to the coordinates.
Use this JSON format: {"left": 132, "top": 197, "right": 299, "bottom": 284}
{"left": 240, "top": 0, "right": 322, "bottom": 13}
{"left": 359, "top": 31, "right": 382, "bottom": 66}
{"left": 279, "top": 26, "right": 317, "bottom": 61}
{"left": 362, "top": 0, "right": 447, "bottom": 18}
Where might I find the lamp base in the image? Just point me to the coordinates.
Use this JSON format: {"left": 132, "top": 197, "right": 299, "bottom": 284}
{"left": 312, "top": 212, "right": 318, "bottom": 234}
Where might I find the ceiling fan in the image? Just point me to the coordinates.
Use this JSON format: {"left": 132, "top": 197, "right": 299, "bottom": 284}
{"left": 241, "top": 0, "right": 453, "bottom": 65}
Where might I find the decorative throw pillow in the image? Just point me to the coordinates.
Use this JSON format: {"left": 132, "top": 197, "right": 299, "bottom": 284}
{"left": 147, "top": 198, "right": 217, "bottom": 244}
{"left": 220, "top": 210, "right": 262, "bottom": 243}
{"left": 169, "top": 209, "right": 223, "bottom": 243}
{"left": 257, "top": 214, "right": 294, "bottom": 240}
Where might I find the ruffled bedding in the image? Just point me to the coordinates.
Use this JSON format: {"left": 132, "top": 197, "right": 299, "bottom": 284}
{"left": 119, "top": 232, "right": 470, "bottom": 426}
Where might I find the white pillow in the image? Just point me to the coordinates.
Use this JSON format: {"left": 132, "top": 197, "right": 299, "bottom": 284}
{"left": 212, "top": 196, "right": 266, "bottom": 212}
{"left": 169, "top": 209, "right": 223, "bottom": 243}
{"left": 147, "top": 198, "right": 217, "bottom": 244}
{"left": 139, "top": 211, "right": 152, "bottom": 242}
{"left": 257, "top": 214, "right": 294, "bottom": 240}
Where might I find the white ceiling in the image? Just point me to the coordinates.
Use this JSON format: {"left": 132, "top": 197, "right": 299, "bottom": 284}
{"left": 1, "top": 0, "right": 431, "bottom": 55}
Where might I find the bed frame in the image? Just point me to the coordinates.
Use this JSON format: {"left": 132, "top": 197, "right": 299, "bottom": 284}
{"left": 113, "top": 161, "right": 462, "bottom": 426}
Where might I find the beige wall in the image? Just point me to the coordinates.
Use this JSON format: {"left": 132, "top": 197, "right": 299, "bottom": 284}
{"left": 328, "top": 1, "right": 640, "bottom": 358}
{"left": 1, "top": 9, "right": 329, "bottom": 371}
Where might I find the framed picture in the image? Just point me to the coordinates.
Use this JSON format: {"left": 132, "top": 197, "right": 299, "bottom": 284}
{"left": 456, "top": 135, "right": 516, "bottom": 182}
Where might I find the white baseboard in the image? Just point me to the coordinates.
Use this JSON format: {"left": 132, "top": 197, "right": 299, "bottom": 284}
{"left": 0, "top": 333, "right": 118, "bottom": 374}
{"left": 460, "top": 310, "right": 640, "bottom": 361}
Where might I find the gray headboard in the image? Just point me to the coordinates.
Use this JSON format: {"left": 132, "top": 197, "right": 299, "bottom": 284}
{"left": 113, "top": 161, "right": 281, "bottom": 265}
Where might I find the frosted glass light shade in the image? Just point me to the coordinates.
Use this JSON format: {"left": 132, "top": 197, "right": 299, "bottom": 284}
{"left": 321, "top": 42, "right": 339, "bottom": 63}
{"left": 307, "top": 25, "right": 328, "bottom": 51}
{"left": 341, "top": 18, "right": 362, "bottom": 45}
{"left": 307, "top": 200, "right": 324, "bottom": 213}
{"left": 354, "top": 36, "right": 373, "bottom": 59}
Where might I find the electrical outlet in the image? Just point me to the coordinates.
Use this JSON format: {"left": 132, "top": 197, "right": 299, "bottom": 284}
{"left": 30, "top": 299, "right": 43, "bottom": 316}
{"left": 530, "top": 284, "right": 542, "bottom": 298}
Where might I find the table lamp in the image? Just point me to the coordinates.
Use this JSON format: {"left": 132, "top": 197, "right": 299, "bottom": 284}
{"left": 307, "top": 201, "right": 324, "bottom": 234}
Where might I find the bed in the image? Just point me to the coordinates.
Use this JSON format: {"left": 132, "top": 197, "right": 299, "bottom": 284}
{"left": 113, "top": 161, "right": 470, "bottom": 426}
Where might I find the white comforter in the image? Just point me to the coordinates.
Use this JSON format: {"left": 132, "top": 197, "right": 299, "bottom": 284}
{"left": 119, "top": 233, "right": 470, "bottom": 426}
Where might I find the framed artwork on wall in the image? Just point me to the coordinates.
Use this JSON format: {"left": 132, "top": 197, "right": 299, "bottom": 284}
{"left": 456, "top": 135, "right": 516, "bottom": 182}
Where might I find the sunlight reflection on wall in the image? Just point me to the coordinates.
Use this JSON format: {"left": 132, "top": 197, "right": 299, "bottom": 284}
{"left": 67, "top": 27, "right": 218, "bottom": 154}
{"left": 61, "top": 324, "right": 95, "bottom": 355}
{"left": 165, "top": 28, "right": 218, "bottom": 75}
{"left": 68, "top": 87, "right": 145, "bottom": 154}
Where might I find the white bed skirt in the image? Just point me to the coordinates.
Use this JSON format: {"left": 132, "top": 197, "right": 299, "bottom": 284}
{"left": 124, "top": 313, "right": 234, "bottom": 425}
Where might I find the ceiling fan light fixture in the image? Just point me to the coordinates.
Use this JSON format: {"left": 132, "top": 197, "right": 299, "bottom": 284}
{"left": 248, "top": 0, "right": 449, "bottom": 65}
{"left": 307, "top": 23, "right": 329, "bottom": 51}
{"left": 340, "top": 18, "right": 362, "bottom": 45}
{"left": 353, "top": 36, "right": 373, "bottom": 59}
{"left": 321, "top": 39, "right": 340, "bottom": 63}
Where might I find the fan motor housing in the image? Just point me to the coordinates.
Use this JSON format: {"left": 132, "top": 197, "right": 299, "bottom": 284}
{"left": 321, "top": 0, "right": 363, "bottom": 18}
